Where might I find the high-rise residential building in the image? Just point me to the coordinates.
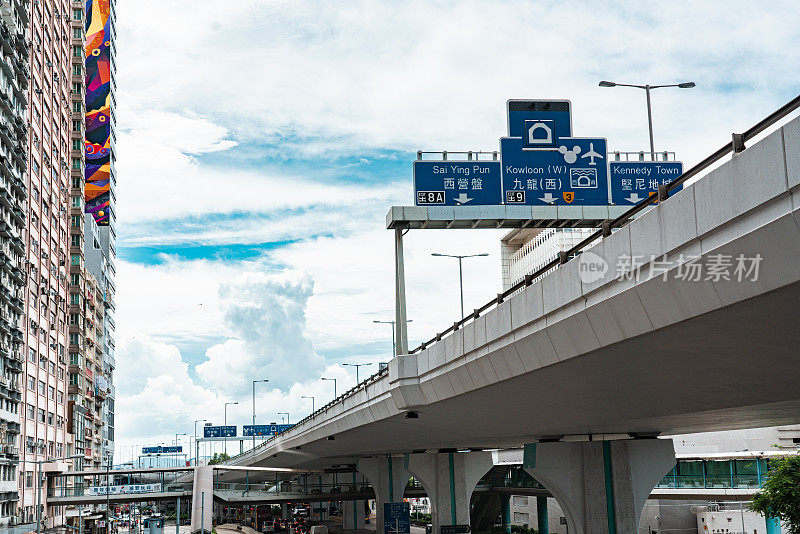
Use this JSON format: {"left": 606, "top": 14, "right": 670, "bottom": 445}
{"left": 19, "top": 0, "right": 74, "bottom": 522}
{"left": 0, "top": 0, "right": 29, "bottom": 526}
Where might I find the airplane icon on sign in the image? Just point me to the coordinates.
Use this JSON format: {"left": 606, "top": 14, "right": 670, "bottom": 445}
{"left": 580, "top": 142, "right": 603, "bottom": 166}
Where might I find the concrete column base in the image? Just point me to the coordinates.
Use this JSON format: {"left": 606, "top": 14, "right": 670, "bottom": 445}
{"left": 343, "top": 500, "right": 367, "bottom": 530}
{"left": 522, "top": 439, "right": 675, "bottom": 534}
{"left": 358, "top": 457, "right": 410, "bottom": 534}
{"left": 406, "top": 452, "right": 493, "bottom": 534}
{"left": 190, "top": 466, "right": 214, "bottom": 534}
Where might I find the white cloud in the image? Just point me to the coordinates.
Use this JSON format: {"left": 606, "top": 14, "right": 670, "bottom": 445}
{"left": 116, "top": 0, "right": 800, "bottom": 159}
{"left": 196, "top": 271, "right": 327, "bottom": 393}
{"left": 112, "top": 0, "right": 800, "bottom": 455}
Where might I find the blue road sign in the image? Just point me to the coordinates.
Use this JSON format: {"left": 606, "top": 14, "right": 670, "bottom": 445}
{"left": 413, "top": 161, "right": 502, "bottom": 206}
{"left": 507, "top": 100, "right": 572, "bottom": 139}
{"left": 384, "top": 502, "right": 410, "bottom": 534}
{"left": 142, "top": 446, "right": 182, "bottom": 454}
{"left": 243, "top": 424, "right": 293, "bottom": 437}
{"left": 609, "top": 161, "right": 684, "bottom": 204}
{"left": 500, "top": 136, "right": 610, "bottom": 205}
{"left": 203, "top": 425, "right": 237, "bottom": 438}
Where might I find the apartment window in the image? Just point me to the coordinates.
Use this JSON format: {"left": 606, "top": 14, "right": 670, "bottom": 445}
{"left": 47, "top": 413, "right": 54, "bottom": 426}
{"left": 71, "top": 120, "right": 81, "bottom": 132}
{"left": 38, "top": 409, "right": 46, "bottom": 423}
{"left": 25, "top": 472, "right": 33, "bottom": 489}
{"left": 57, "top": 392, "right": 63, "bottom": 403}
{"left": 512, "top": 496, "right": 528, "bottom": 506}
{"left": 58, "top": 367, "right": 64, "bottom": 380}
{"left": 70, "top": 294, "right": 81, "bottom": 305}
{"left": 513, "top": 512, "right": 529, "bottom": 524}
{"left": 27, "top": 404, "right": 34, "bottom": 420}
{"left": 29, "top": 349, "right": 36, "bottom": 363}
{"left": 48, "top": 386, "right": 55, "bottom": 400}
{"left": 38, "top": 381, "right": 45, "bottom": 396}
{"left": 27, "top": 375, "right": 35, "bottom": 389}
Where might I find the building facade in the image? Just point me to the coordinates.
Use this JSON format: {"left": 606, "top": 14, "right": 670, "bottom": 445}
{"left": 0, "top": 0, "right": 28, "bottom": 525}
{"left": 18, "top": 0, "right": 73, "bottom": 525}
{"left": 500, "top": 228, "right": 596, "bottom": 291}
{"left": 0, "top": 0, "right": 115, "bottom": 526}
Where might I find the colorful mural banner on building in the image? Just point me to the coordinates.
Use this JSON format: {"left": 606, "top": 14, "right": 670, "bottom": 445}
{"left": 84, "top": 0, "right": 113, "bottom": 225}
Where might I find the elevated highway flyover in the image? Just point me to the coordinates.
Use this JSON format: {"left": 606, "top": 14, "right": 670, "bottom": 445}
{"left": 213, "top": 100, "right": 800, "bottom": 534}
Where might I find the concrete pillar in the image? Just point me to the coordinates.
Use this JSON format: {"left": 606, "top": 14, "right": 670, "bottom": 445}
{"left": 522, "top": 439, "right": 675, "bottom": 534}
{"left": 406, "top": 452, "right": 493, "bottom": 534}
{"left": 358, "top": 457, "right": 410, "bottom": 534}
{"left": 280, "top": 504, "right": 288, "bottom": 519}
{"left": 190, "top": 466, "right": 214, "bottom": 534}
{"left": 343, "top": 500, "right": 366, "bottom": 531}
{"left": 766, "top": 517, "right": 781, "bottom": 534}
{"left": 536, "top": 497, "right": 548, "bottom": 534}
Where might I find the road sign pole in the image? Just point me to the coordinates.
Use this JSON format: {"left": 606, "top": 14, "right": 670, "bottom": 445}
{"left": 390, "top": 322, "right": 396, "bottom": 359}
{"left": 645, "top": 85, "right": 655, "bottom": 160}
{"left": 394, "top": 228, "right": 408, "bottom": 356}
{"left": 457, "top": 257, "right": 464, "bottom": 319}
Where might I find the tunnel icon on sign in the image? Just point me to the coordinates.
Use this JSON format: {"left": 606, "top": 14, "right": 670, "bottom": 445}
{"left": 570, "top": 168, "right": 598, "bottom": 189}
{"left": 524, "top": 120, "right": 556, "bottom": 147}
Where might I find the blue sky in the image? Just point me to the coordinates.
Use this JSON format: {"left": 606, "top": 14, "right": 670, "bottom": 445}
{"left": 109, "top": 0, "right": 800, "bottom": 459}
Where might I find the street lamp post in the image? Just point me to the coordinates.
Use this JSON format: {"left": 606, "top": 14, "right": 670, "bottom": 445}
{"left": 431, "top": 253, "right": 489, "bottom": 319}
{"left": 373, "top": 319, "right": 413, "bottom": 357}
{"left": 34, "top": 454, "right": 82, "bottom": 534}
{"left": 175, "top": 434, "right": 187, "bottom": 467}
{"left": 279, "top": 412, "right": 290, "bottom": 425}
{"left": 301, "top": 396, "right": 315, "bottom": 414}
{"left": 598, "top": 80, "right": 696, "bottom": 159}
{"left": 252, "top": 379, "right": 269, "bottom": 453}
{"left": 193, "top": 419, "right": 207, "bottom": 466}
{"left": 321, "top": 377, "right": 337, "bottom": 399}
{"left": 223, "top": 402, "right": 238, "bottom": 457}
{"left": 343, "top": 363, "right": 374, "bottom": 384}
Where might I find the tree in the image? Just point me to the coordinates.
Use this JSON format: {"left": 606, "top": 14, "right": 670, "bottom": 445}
{"left": 751, "top": 455, "right": 800, "bottom": 532}
{"left": 208, "top": 452, "right": 230, "bottom": 465}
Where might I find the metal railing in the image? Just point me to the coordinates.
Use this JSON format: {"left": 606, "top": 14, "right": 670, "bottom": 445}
{"left": 408, "top": 93, "right": 800, "bottom": 354}
{"left": 228, "top": 94, "right": 800, "bottom": 462}
{"left": 416, "top": 150, "right": 498, "bottom": 161}
{"left": 609, "top": 150, "right": 676, "bottom": 162}
{"left": 656, "top": 474, "right": 761, "bottom": 490}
